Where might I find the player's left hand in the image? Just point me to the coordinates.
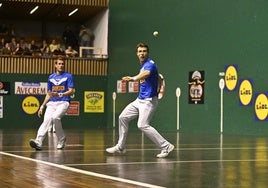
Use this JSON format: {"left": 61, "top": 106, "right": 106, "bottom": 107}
{"left": 38, "top": 109, "right": 43, "bottom": 118}
{"left": 122, "top": 76, "right": 133, "bottom": 81}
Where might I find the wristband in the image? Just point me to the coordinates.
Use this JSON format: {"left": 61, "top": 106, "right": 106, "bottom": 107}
{"left": 58, "top": 93, "right": 63, "bottom": 98}
{"left": 40, "top": 105, "right": 44, "bottom": 110}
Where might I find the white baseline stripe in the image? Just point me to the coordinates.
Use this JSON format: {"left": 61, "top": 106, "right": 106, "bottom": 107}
{"left": 0, "top": 151, "right": 165, "bottom": 188}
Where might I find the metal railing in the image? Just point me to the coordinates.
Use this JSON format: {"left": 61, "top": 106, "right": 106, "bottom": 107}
{"left": 79, "top": 47, "right": 103, "bottom": 58}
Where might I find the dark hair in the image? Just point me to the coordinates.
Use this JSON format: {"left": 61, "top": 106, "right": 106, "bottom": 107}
{"left": 136, "top": 43, "right": 149, "bottom": 53}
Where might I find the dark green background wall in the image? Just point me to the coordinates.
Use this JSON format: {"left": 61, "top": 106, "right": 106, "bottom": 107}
{"left": 107, "top": 0, "right": 268, "bottom": 135}
{"left": 2, "top": 1, "right": 268, "bottom": 135}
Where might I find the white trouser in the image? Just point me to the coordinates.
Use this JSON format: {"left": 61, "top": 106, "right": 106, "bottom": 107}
{"left": 35, "top": 101, "right": 69, "bottom": 146}
{"left": 117, "top": 97, "right": 169, "bottom": 150}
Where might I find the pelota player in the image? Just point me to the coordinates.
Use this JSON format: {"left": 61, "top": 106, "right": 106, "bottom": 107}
{"left": 106, "top": 43, "right": 174, "bottom": 158}
{"left": 29, "top": 56, "right": 75, "bottom": 150}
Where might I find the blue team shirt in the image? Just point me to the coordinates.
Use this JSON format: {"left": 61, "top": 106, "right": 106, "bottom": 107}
{"left": 47, "top": 72, "right": 74, "bottom": 102}
{"left": 138, "top": 58, "right": 159, "bottom": 99}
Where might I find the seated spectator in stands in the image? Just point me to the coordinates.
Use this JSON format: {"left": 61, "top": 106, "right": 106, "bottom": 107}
{"left": 2, "top": 43, "right": 12, "bottom": 55}
{"left": 40, "top": 40, "right": 50, "bottom": 57}
{"left": 49, "top": 39, "right": 58, "bottom": 53}
{"left": 19, "top": 38, "right": 28, "bottom": 50}
{"left": 13, "top": 43, "right": 24, "bottom": 55}
{"left": 0, "top": 38, "right": 5, "bottom": 49}
{"left": 53, "top": 44, "right": 65, "bottom": 57}
{"left": 9, "top": 37, "right": 17, "bottom": 52}
{"left": 65, "top": 45, "right": 78, "bottom": 57}
{"left": 20, "top": 38, "right": 31, "bottom": 56}
{"left": 29, "top": 40, "right": 41, "bottom": 56}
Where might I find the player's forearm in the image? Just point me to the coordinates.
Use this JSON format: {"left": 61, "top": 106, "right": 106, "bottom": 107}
{"left": 62, "top": 88, "right": 74, "bottom": 97}
{"left": 48, "top": 88, "right": 74, "bottom": 98}
{"left": 39, "top": 94, "right": 51, "bottom": 110}
{"left": 122, "top": 70, "right": 150, "bottom": 81}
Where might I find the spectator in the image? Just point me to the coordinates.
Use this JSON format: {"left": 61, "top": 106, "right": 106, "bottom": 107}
{"left": 20, "top": 38, "right": 31, "bottom": 56}
{"left": 49, "top": 39, "right": 58, "bottom": 53}
{"left": 2, "top": 43, "right": 12, "bottom": 55}
{"left": 29, "top": 40, "right": 41, "bottom": 56}
{"left": 62, "top": 26, "right": 77, "bottom": 49}
{"left": 13, "top": 43, "right": 24, "bottom": 56}
{"left": 53, "top": 44, "right": 65, "bottom": 57}
{"left": 9, "top": 37, "right": 17, "bottom": 52}
{"left": 79, "top": 25, "right": 94, "bottom": 57}
{"left": 0, "top": 38, "right": 5, "bottom": 49}
{"left": 40, "top": 40, "right": 50, "bottom": 57}
{"left": 65, "top": 45, "right": 78, "bottom": 57}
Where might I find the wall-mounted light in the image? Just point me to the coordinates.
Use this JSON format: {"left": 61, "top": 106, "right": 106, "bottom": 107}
{"left": 30, "top": 6, "right": 39, "bottom": 14}
{"left": 68, "top": 8, "right": 78, "bottom": 16}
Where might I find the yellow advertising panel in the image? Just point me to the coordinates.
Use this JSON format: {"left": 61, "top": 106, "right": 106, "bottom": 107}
{"left": 254, "top": 93, "right": 268, "bottom": 121}
{"left": 84, "top": 91, "right": 104, "bottom": 113}
{"left": 239, "top": 79, "right": 253, "bottom": 106}
{"left": 22, "top": 96, "right": 40, "bottom": 115}
{"left": 225, "top": 65, "right": 238, "bottom": 91}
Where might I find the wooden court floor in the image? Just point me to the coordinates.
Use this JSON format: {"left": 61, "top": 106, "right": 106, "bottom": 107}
{"left": 1, "top": 128, "right": 268, "bottom": 188}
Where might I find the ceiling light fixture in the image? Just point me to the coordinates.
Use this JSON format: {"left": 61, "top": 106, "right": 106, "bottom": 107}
{"left": 68, "top": 8, "right": 78, "bottom": 16}
{"left": 30, "top": 6, "right": 39, "bottom": 14}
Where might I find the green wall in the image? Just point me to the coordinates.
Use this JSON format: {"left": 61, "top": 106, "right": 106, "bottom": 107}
{"left": 107, "top": 0, "right": 268, "bottom": 135}
{"left": 0, "top": 73, "right": 107, "bottom": 129}
{"left": 2, "top": 0, "right": 268, "bottom": 135}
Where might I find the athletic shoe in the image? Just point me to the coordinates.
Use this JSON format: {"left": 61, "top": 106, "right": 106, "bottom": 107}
{"left": 106, "top": 145, "right": 126, "bottom": 154}
{"left": 57, "top": 137, "right": 66, "bottom": 150}
{"left": 29, "top": 139, "right": 42, "bottom": 151}
{"left": 156, "top": 144, "right": 174, "bottom": 158}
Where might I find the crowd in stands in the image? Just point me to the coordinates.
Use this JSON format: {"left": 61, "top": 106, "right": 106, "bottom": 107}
{"left": 0, "top": 23, "right": 95, "bottom": 58}
{"left": 0, "top": 37, "right": 79, "bottom": 58}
